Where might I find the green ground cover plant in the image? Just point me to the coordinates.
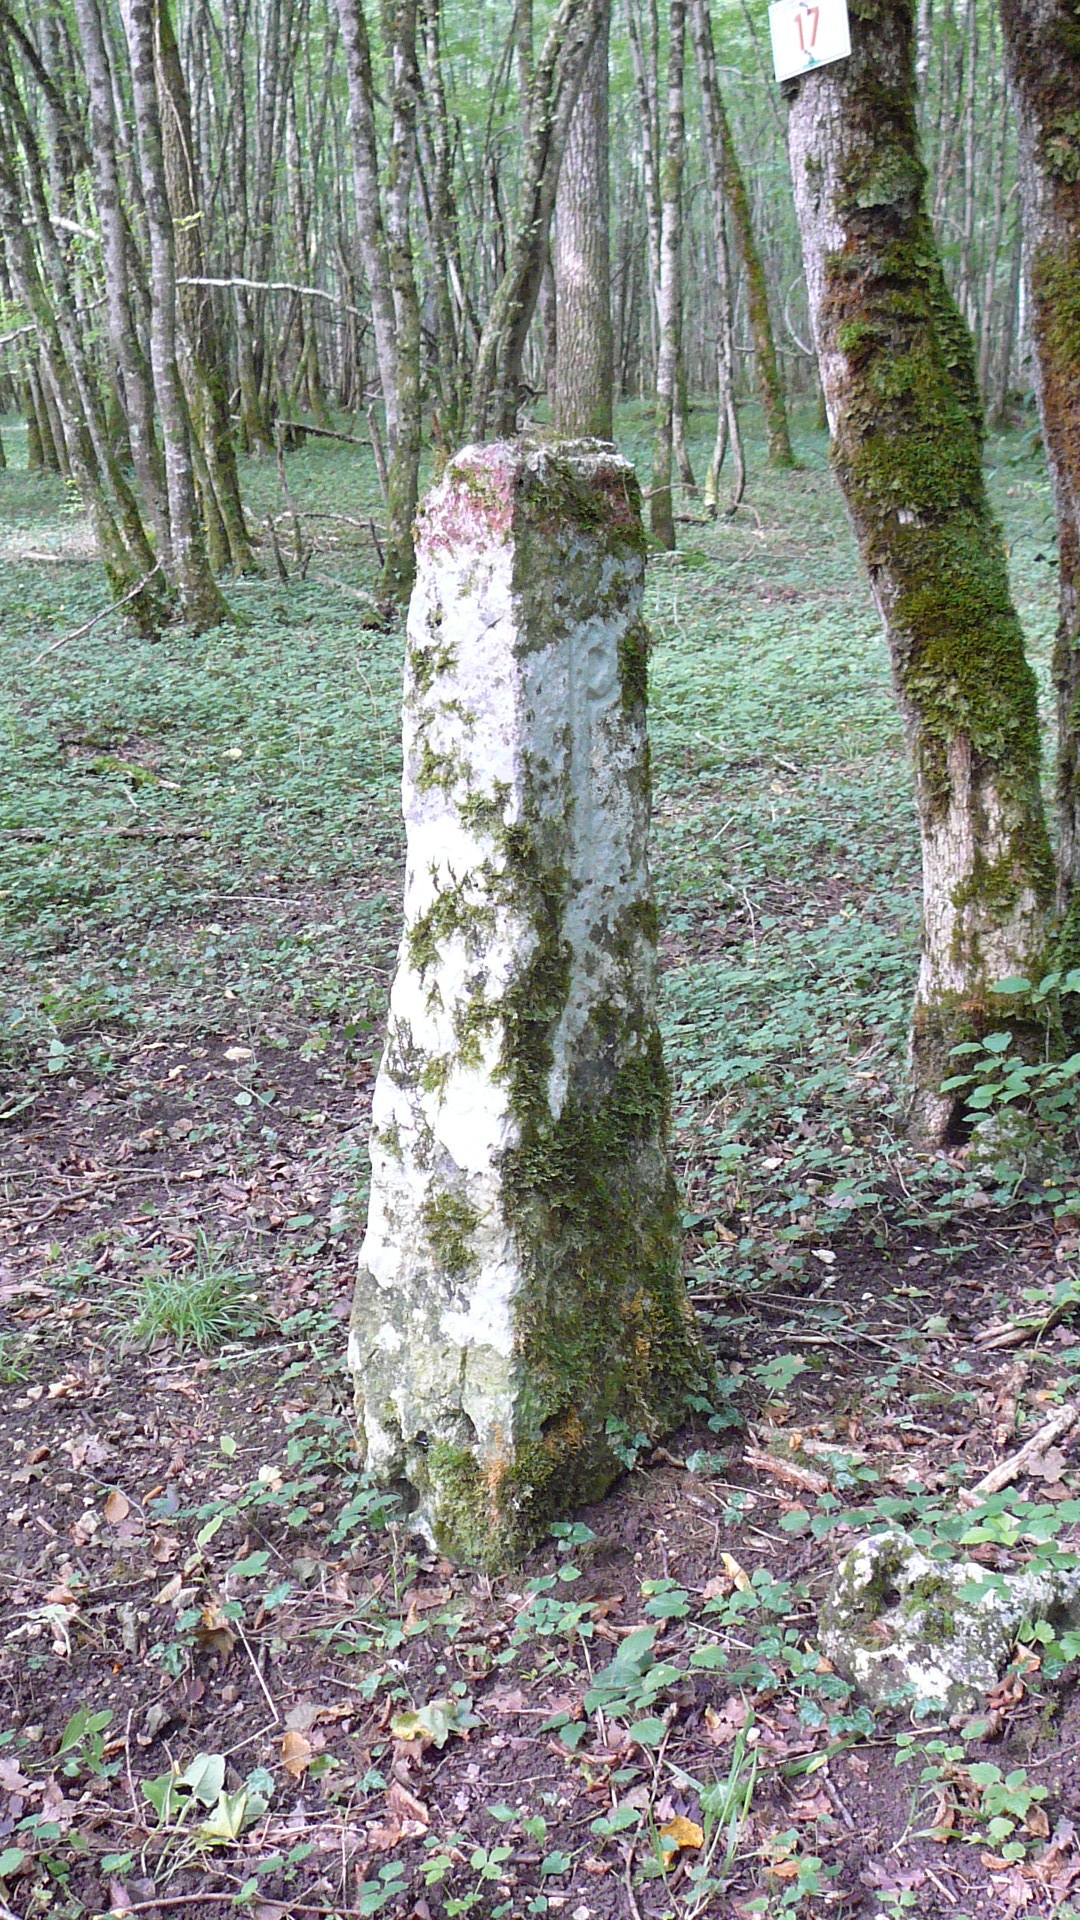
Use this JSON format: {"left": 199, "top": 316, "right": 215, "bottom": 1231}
{"left": 2, "top": 403, "right": 1080, "bottom": 1919}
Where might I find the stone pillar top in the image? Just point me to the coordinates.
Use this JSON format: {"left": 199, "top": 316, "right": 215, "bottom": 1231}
{"left": 416, "top": 439, "right": 644, "bottom": 554}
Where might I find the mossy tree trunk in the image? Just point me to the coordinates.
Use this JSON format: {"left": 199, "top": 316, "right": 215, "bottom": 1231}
{"left": 998, "top": 0, "right": 1080, "bottom": 968}
{"left": 0, "top": 50, "right": 164, "bottom": 634}
{"left": 697, "top": 15, "right": 794, "bottom": 471}
{"left": 73, "top": 0, "right": 171, "bottom": 571}
{"left": 334, "top": 0, "right": 400, "bottom": 448}
{"left": 334, "top": 0, "right": 422, "bottom": 603}
{"left": 786, "top": 0, "right": 1055, "bottom": 1142}
{"left": 154, "top": 0, "right": 254, "bottom": 576}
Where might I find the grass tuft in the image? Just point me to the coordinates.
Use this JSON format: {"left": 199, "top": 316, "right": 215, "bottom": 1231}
{"left": 117, "top": 1233, "right": 263, "bottom": 1355}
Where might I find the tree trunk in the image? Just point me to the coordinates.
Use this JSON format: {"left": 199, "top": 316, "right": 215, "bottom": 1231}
{"left": 553, "top": 0, "right": 613, "bottom": 438}
{"left": 649, "top": 0, "right": 685, "bottom": 550}
{"left": 694, "top": 17, "right": 794, "bottom": 468}
{"left": 688, "top": 0, "right": 743, "bottom": 515}
{"left": 381, "top": 0, "right": 423, "bottom": 605}
{"left": 673, "top": 360, "right": 696, "bottom": 493}
{"left": 334, "top": 0, "right": 400, "bottom": 445}
{"left": 997, "top": 0, "right": 1080, "bottom": 965}
{"left": 786, "top": 0, "right": 1054, "bottom": 1141}
{"left": 72, "top": 0, "right": 171, "bottom": 568}
{"left": 465, "top": 0, "right": 606, "bottom": 441}
{"left": 154, "top": 0, "right": 254, "bottom": 574}
{"left": 120, "top": 0, "right": 228, "bottom": 630}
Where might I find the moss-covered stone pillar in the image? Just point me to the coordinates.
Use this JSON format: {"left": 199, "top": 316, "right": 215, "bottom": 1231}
{"left": 349, "top": 440, "right": 712, "bottom": 1565}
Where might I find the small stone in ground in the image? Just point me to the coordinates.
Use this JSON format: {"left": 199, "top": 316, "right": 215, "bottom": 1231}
{"left": 820, "top": 1527, "right": 1080, "bottom": 1713}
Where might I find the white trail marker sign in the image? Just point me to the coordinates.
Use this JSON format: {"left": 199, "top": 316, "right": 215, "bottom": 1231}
{"left": 769, "top": 0, "right": 851, "bottom": 81}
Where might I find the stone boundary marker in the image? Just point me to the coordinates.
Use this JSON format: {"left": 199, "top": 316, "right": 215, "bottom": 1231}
{"left": 349, "top": 439, "right": 712, "bottom": 1565}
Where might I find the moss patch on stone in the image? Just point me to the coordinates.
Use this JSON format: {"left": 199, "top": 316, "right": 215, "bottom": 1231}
{"left": 419, "top": 1188, "right": 481, "bottom": 1282}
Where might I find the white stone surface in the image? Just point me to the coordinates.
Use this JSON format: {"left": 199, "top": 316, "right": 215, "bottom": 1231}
{"left": 348, "top": 441, "right": 708, "bottom": 1560}
{"left": 821, "top": 1528, "right": 1080, "bottom": 1712}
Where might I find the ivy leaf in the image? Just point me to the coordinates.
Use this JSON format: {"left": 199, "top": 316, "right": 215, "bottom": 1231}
{"left": 390, "top": 1695, "right": 478, "bottom": 1748}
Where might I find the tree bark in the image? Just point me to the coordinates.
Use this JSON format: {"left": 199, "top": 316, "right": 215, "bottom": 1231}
{"left": 689, "top": 0, "right": 743, "bottom": 515}
{"left": 649, "top": 0, "right": 685, "bottom": 550}
{"left": 72, "top": 0, "right": 170, "bottom": 568}
{"left": 381, "top": 0, "right": 423, "bottom": 604}
{"left": 553, "top": 0, "right": 613, "bottom": 437}
{"left": 465, "top": 0, "right": 605, "bottom": 440}
{"left": 334, "top": 0, "right": 400, "bottom": 444}
{"left": 786, "top": 0, "right": 1054, "bottom": 1141}
{"left": 120, "top": 0, "right": 228, "bottom": 630}
{"left": 997, "top": 0, "right": 1080, "bottom": 964}
{"left": 687, "top": 8, "right": 793, "bottom": 468}
{"left": 153, "top": 0, "right": 254, "bottom": 573}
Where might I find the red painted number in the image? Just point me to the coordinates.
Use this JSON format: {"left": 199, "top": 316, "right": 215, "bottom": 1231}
{"left": 796, "top": 5, "right": 820, "bottom": 50}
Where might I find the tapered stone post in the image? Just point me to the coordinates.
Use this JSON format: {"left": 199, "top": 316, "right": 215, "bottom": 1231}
{"left": 349, "top": 441, "right": 712, "bottom": 1565}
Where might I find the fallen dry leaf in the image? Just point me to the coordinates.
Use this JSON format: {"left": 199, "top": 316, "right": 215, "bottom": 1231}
{"left": 281, "top": 1729, "right": 312, "bottom": 1779}
{"left": 659, "top": 1815, "right": 703, "bottom": 1851}
{"left": 705, "top": 1697, "right": 750, "bottom": 1745}
{"left": 196, "top": 1600, "right": 237, "bottom": 1657}
{"left": 387, "top": 1779, "right": 429, "bottom": 1829}
{"left": 285, "top": 1698, "right": 322, "bottom": 1733}
{"left": 366, "top": 1814, "right": 404, "bottom": 1852}
{"left": 721, "top": 1550, "right": 752, "bottom": 1592}
{"left": 104, "top": 1490, "right": 131, "bottom": 1525}
{"left": 486, "top": 1688, "right": 527, "bottom": 1714}
{"left": 0, "top": 1756, "right": 36, "bottom": 1794}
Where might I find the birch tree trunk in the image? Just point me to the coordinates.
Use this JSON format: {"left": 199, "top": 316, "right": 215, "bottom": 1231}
{"left": 997, "top": 0, "right": 1080, "bottom": 966}
{"left": 786, "top": 0, "right": 1054, "bottom": 1141}
{"left": 649, "top": 0, "right": 685, "bottom": 551}
{"left": 553, "top": 0, "right": 613, "bottom": 438}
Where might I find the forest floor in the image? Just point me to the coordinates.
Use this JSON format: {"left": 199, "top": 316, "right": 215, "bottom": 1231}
{"left": 2, "top": 405, "right": 1080, "bottom": 1920}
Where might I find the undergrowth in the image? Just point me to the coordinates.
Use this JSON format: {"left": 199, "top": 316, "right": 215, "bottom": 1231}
{"left": 2, "top": 401, "right": 1078, "bottom": 1920}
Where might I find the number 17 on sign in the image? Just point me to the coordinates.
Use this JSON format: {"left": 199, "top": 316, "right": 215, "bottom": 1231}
{"left": 768, "top": 0, "right": 851, "bottom": 81}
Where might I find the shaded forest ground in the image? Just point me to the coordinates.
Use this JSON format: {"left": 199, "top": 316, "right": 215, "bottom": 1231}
{"left": 2, "top": 405, "right": 1080, "bottom": 1920}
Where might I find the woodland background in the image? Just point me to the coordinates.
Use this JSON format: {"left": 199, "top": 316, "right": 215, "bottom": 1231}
{"left": 3, "top": 2, "right": 1080, "bottom": 1918}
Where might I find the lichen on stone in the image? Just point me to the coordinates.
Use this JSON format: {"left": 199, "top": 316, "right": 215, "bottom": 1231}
{"left": 349, "top": 440, "right": 713, "bottom": 1568}
{"left": 821, "top": 1529, "right": 1080, "bottom": 1714}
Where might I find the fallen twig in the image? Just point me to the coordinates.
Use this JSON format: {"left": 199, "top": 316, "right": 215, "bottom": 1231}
{"left": 308, "top": 569, "right": 382, "bottom": 613}
{"left": 992, "top": 1359, "right": 1030, "bottom": 1449}
{"left": 976, "top": 1298, "right": 1074, "bottom": 1350}
{"left": 958, "top": 1402, "right": 1079, "bottom": 1508}
{"left": 101, "top": 1897, "right": 371, "bottom": 1917}
{"left": 28, "top": 564, "right": 164, "bottom": 667}
{"left": 743, "top": 1447, "right": 829, "bottom": 1497}
{"left": 274, "top": 420, "right": 377, "bottom": 450}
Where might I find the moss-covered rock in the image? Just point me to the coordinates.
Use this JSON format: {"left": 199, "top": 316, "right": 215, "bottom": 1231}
{"left": 348, "top": 441, "right": 713, "bottom": 1568}
{"left": 821, "top": 1529, "right": 1080, "bottom": 1713}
